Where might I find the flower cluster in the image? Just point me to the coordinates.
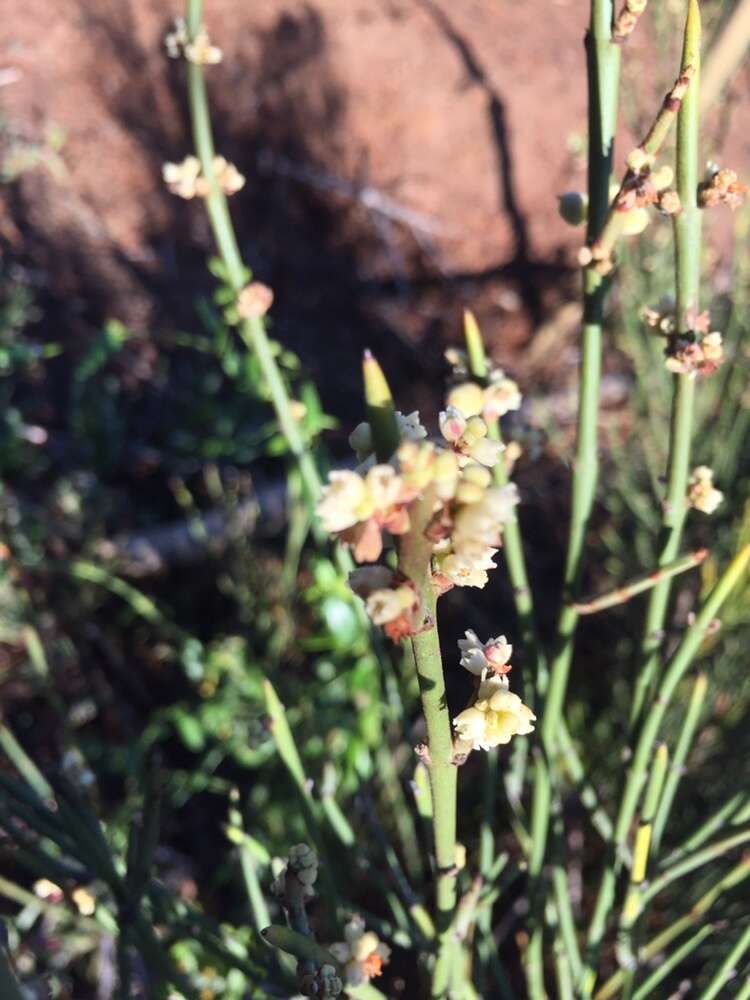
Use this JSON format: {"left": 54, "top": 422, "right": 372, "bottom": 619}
{"left": 271, "top": 842, "right": 319, "bottom": 902}
{"left": 330, "top": 915, "right": 391, "bottom": 987}
{"left": 444, "top": 349, "right": 523, "bottom": 422}
{"left": 613, "top": 0, "right": 648, "bottom": 41}
{"left": 317, "top": 464, "right": 418, "bottom": 563}
{"left": 688, "top": 466, "right": 723, "bottom": 515}
{"left": 458, "top": 629, "right": 513, "bottom": 676}
{"left": 316, "top": 353, "right": 521, "bottom": 638}
{"left": 643, "top": 301, "right": 724, "bottom": 376}
{"left": 237, "top": 282, "right": 274, "bottom": 319}
{"left": 165, "top": 18, "right": 223, "bottom": 64}
{"left": 452, "top": 631, "right": 535, "bottom": 755}
{"left": 162, "top": 155, "right": 245, "bottom": 200}
{"left": 349, "top": 566, "right": 421, "bottom": 641}
{"left": 698, "top": 167, "right": 747, "bottom": 211}
{"left": 615, "top": 162, "right": 675, "bottom": 216}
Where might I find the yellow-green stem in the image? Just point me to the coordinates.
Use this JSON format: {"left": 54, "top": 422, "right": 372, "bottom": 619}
{"left": 398, "top": 489, "right": 458, "bottom": 998}
{"left": 526, "top": 3, "right": 621, "bottom": 993}
{"left": 631, "top": 0, "right": 702, "bottom": 728}
{"left": 185, "top": 0, "right": 321, "bottom": 511}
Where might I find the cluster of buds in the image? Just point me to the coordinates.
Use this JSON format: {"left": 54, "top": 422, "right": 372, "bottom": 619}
{"left": 329, "top": 915, "right": 391, "bottom": 987}
{"left": 34, "top": 879, "right": 97, "bottom": 916}
{"left": 299, "top": 966, "right": 343, "bottom": 998}
{"left": 237, "top": 281, "right": 274, "bottom": 320}
{"left": 444, "top": 348, "right": 522, "bottom": 422}
{"left": 687, "top": 466, "right": 723, "bottom": 515}
{"left": 617, "top": 159, "right": 677, "bottom": 215}
{"left": 271, "top": 843, "right": 319, "bottom": 903}
{"left": 165, "top": 18, "right": 223, "bottom": 64}
{"left": 316, "top": 463, "right": 420, "bottom": 563}
{"left": 162, "top": 155, "right": 245, "bottom": 200}
{"left": 316, "top": 354, "right": 519, "bottom": 638}
{"left": 452, "top": 631, "right": 535, "bottom": 756}
{"left": 613, "top": 0, "right": 648, "bottom": 42}
{"left": 643, "top": 302, "right": 724, "bottom": 377}
{"left": 698, "top": 166, "right": 747, "bottom": 212}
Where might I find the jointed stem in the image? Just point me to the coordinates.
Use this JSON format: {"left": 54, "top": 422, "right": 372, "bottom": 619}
{"left": 185, "top": 0, "right": 321, "bottom": 511}
{"left": 398, "top": 489, "right": 458, "bottom": 998}
{"left": 631, "top": 0, "right": 702, "bottom": 729}
{"left": 525, "top": 3, "right": 621, "bottom": 992}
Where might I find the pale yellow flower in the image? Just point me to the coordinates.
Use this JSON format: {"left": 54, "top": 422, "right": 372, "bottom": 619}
{"left": 34, "top": 878, "right": 63, "bottom": 901}
{"left": 458, "top": 629, "right": 512, "bottom": 676}
{"left": 688, "top": 466, "right": 723, "bottom": 514}
{"left": 211, "top": 156, "right": 245, "bottom": 195}
{"left": 185, "top": 28, "right": 223, "bottom": 65}
{"left": 440, "top": 408, "right": 504, "bottom": 468}
{"left": 330, "top": 916, "right": 391, "bottom": 986}
{"left": 237, "top": 282, "right": 273, "bottom": 319}
{"left": 365, "top": 585, "right": 415, "bottom": 625}
{"left": 162, "top": 156, "right": 203, "bottom": 199}
{"left": 316, "top": 471, "right": 373, "bottom": 533}
{"left": 454, "top": 676, "right": 535, "bottom": 751}
{"left": 434, "top": 543, "right": 497, "bottom": 589}
{"left": 452, "top": 485, "right": 519, "bottom": 550}
{"left": 397, "top": 410, "right": 428, "bottom": 443}
{"left": 483, "top": 376, "right": 522, "bottom": 420}
{"left": 72, "top": 887, "right": 96, "bottom": 916}
{"left": 447, "top": 382, "right": 485, "bottom": 417}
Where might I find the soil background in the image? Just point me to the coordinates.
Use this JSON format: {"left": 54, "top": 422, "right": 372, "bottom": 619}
{"left": 1, "top": 0, "right": 749, "bottom": 420}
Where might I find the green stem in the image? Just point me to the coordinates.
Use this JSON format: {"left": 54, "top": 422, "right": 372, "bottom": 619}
{"left": 582, "top": 543, "right": 750, "bottom": 995}
{"left": 697, "top": 921, "right": 750, "bottom": 1000}
{"left": 574, "top": 548, "right": 707, "bottom": 615}
{"left": 631, "top": 924, "right": 714, "bottom": 1000}
{"left": 594, "top": 857, "right": 750, "bottom": 1000}
{"left": 526, "top": 3, "right": 620, "bottom": 992}
{"left": 631, "top": 0, "right": 702, "bottom": 729}
{"left": 650, "top": 671, "right": 707, "bottom": 854}
{"left": 184, "top": 0, "right": 320, "bottom": 511}
{"left": 660, "top": 789, "right": 750, "bottom": 868}
{"left": 398, "top": 489, "right": 458, "bottom": 999}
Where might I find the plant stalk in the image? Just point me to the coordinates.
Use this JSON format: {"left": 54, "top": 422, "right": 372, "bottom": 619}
{"left": 398, "top": 487, "right": 458, "bottom": 998}
{"left": 630, "top": 0, "right": 702, "bottom": 728}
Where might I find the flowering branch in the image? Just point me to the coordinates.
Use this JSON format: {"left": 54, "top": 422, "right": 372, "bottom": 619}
{"left": 631, "top": 0, "right": 702, "bottom": 730}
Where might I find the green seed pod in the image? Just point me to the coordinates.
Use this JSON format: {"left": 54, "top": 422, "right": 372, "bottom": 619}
{"left": 558, "top": 191, "right": 588, "bottom": 226}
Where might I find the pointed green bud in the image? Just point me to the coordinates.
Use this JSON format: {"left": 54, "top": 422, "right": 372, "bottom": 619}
{"left": 363, "top": 350, "right": 400, "bottom": 462}
{"left": 463, "top": 309, "right": 488, "bottom": 378}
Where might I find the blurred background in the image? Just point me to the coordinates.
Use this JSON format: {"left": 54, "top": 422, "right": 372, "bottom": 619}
{"left": 1, "top": 1, "right": 749, "bottom": 996}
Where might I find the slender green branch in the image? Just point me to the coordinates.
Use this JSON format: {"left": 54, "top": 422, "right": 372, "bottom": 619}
{"left": 697, "top": 920, "right": 750, "bottom": 1000}
{"left": 616, "top": 743, "right": 669, "bottom": 997}
{"left": 642, "top": 827, "right": 750, "bottom": 906}
{"left": 582, "top": 543, "right": 750, "bottom": 994}
{"left": 660, "top": 789, "right": 750, "bottom": 868}
{"left": 631, "top": 924, "right": 714, "bottom": 1000}
{"left": 526, "top": 2, "right": 621, "bottom": 990}
{"left": 631, "top": 0, "right": 702, "bottom": 728}
{"left": 397, "top": 485, "right": 458, "bottom": 998}
{"left": 651, "top": 671, "right": 707, "bottom": 854}
{"left": 573, "top": 549, "right": 707, "bottom": 614}
{"left": 184, "top": 0, "right": 320, "bottom": 510}
{"left": 594, "top": 857, "right": 750, "bottom": 1000}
